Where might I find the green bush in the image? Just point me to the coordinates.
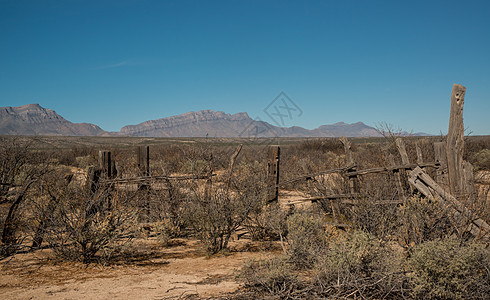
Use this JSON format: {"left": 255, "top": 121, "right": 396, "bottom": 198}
{"left": 408, "top": 237, "right": 490, "bottom": 300}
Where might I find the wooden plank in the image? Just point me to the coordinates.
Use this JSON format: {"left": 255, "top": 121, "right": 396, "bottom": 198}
{"left": 408, "top": 166, "right": 489, "bottom": 240}
{"left": 100, "top": 174, "right": 214, "bottom": 184}
{"left": 396, "top": 138, "right": 410, "bottom": 165}
{"left": 388, "top": 154, "right": 405, "bottom": 199}
{"left": 286, "top": 196, "right": 403, "bottom": 206}
{"left": 345, "top": 162, "right": 440, "bottom": 176}
{"left": 446, "top": 84, "right": 466, "bottom": 199}
{"left": 278, "top": 167, "right": 351, "bottom": 187}
{"left": 415, "top": 141, "right": 424, "bottom": 165}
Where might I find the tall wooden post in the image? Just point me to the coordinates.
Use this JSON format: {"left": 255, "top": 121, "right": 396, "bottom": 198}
{"left": 434, "top": 141, "right": 447, "bottom": 185}
{"left": 446, "top": 84, "right": 466, "bottom": 199}
{"left": 99, "top": 150, "right": 115, "bottom": 178}
{"left": 137, "top": 146, "right": 150, "bottom": 176}
{"left": 137, "top": 146, "right": 150, "bottom": 219}
{"left": 340, "top": 136, "right": 359, "bottom": 194}
{"left": 267, "top": 145, "right": 280, "bottom": 202}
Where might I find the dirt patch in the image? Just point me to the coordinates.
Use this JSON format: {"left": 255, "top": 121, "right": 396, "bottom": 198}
{"left": 0, "top": 238, "right": 278, "bottom": 299}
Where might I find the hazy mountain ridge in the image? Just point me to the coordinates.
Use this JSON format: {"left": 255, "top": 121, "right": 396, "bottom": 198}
{"left": 1, "top": 104, "right": 387, "bottom": 137}
{"left": 0, "top": 104, "right": 106, "bottom": 136}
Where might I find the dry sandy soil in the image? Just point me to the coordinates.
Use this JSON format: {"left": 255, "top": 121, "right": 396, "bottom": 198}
{"left": 0, "top": 238, "right": 281, "bottom": 299}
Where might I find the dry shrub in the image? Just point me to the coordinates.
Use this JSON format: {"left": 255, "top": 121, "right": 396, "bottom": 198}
{"left": 408, "top": 237, "right": 490, "bottom": 300}
{"left": 472, "top": 149, "right": 490, "bottom": 171}
{"left": 236, "top": 256, "right": 299, "bottom": 297}
{"left": 244, "top": 202, "right": 287, "bottom": 242}
{"left": 313, "top": 230, "right": 406, "bottom": 299}
{"left": 397, "top": 196, "right": 453, "bottom": 247}
{"left": 184, "top": 184, "right": 263, "bottom": 255}
{"left": 44, "top": 185, "right": 137, "bottom": 263}
{"left": 286, "top": 210, "right": 329, "bottom": 269}
{"left": 154, "top": 219, "right": 183, "bottom": 246}
{"left": 0, "top": 137, "right": 50, "bottom": 256}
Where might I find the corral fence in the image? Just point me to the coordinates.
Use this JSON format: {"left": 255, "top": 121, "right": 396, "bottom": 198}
{"left": 86, "top": 84, "right": 489, "bottom": 240}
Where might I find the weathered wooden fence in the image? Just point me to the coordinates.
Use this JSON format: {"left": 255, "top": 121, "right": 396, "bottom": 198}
{"left": 84, "top": 84, "right": 488, "bottom": 240}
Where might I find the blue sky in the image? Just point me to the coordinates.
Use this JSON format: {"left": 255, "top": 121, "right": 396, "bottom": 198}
{"left": 1, "top": 0, "right": 489, "bottom": 135}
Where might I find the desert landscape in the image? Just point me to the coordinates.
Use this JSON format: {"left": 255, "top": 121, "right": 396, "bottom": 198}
{"left": 2, "top": 1, "right": 490, "bottom": 299}
{"left": 1, "top": 115, "right": 489, "bottom": 298}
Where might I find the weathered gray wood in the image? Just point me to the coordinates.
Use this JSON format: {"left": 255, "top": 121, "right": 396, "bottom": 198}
{"left": 137, "top": 146, "right": 150, "bottom": 177}
{"left": 396, "top": 138, "right": 410, "bottom": 165}
{"left": 340, "top": 136, "right": 355, "bottom": 166}
{"left": 388, "top": 154, "right": 405, "bottom": 199}
{"left": 462, "top": 160, "right": 474, "bottom": 200}
{"left": 344, "top": 162, "right": 440, "bottom": 177}
{"left": 340, "top": 136, "right": 359, "bottom": 194}
{"left": 408, "top": 167, "right": 489, "bottom": 240}
{"left": 101, "top": 174, "right": 214, "bottom": 184}
{"left": 396, "top": 138, "right": 412, "bottom": 193}
{"left": 278, "top": 167, "right": 352, "bottom": 187}
{"left": 415, "top": 141, "right": 424, "bottom": 165}
{"left": 446, "top": 84, "right": 466, "bottom": 199}
{"left": 434, "top": 141, "right": 447, "bottom": 184}
{"left": 267, "top": 145, "right": 280, "bottom": 202}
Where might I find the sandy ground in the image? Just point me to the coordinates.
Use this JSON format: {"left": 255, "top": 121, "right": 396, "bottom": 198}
{"left": 0, "top": 238, "right": 280, "bottom": 299}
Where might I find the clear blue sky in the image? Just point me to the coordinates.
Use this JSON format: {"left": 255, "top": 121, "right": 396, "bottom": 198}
{"left": 1, "top": 0, "right": 489, "bottom": 135}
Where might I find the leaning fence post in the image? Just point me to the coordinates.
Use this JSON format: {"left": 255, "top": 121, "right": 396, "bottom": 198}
{"left": 267, "top": 145, "right": 280, "bottom": 202}
{"left": 395, "top": 138, "right": 412, "bottom": 194}
{"left": 388, "top": 154, "right": 405, "bottom": 200}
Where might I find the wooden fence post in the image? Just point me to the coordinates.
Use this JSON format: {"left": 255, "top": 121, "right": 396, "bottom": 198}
{"left": 99, "top": 150, "right": 115, "bottom": 179}
{"left": 446, "top": 84, "right": 468, "bottom": 200}
{"left": 340, "top": 136, "right": 359, "bottom": 194}
{"left": 267, "top": 145, "right": 280, "bottom": 202}
{"left": 395, "top": 138, "right": 410, "bottom": 165}
{"left": 434, "top": 141, "right": 447, "bottom": 185}
{"left": 137, "top": 146, "right": 150, "bottom": 177}
{"left": 388, "top": 154, "right": 405, "bottom": 199}
{"left": 395, "top": 138, "right": 412, "bottom": 194}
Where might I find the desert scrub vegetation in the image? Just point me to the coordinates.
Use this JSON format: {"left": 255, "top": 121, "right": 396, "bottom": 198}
{"left": 183, "top": 160, "right": 267, "bottom": 255}
{"left": 1, "top": 135, "right": 489, "bottom": 298}
{"left": 41, "top": 185, "right": 137, "bottom": 264}
{"left": 408, "top": 237, "right": 490, "bottom": 300}
{"left": 237, "top": 211, "right": 488, "bottom": 299}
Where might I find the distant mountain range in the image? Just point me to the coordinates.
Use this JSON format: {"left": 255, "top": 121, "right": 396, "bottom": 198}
{"left": 0, "top": 103, "right": 412, "bottom": 137}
